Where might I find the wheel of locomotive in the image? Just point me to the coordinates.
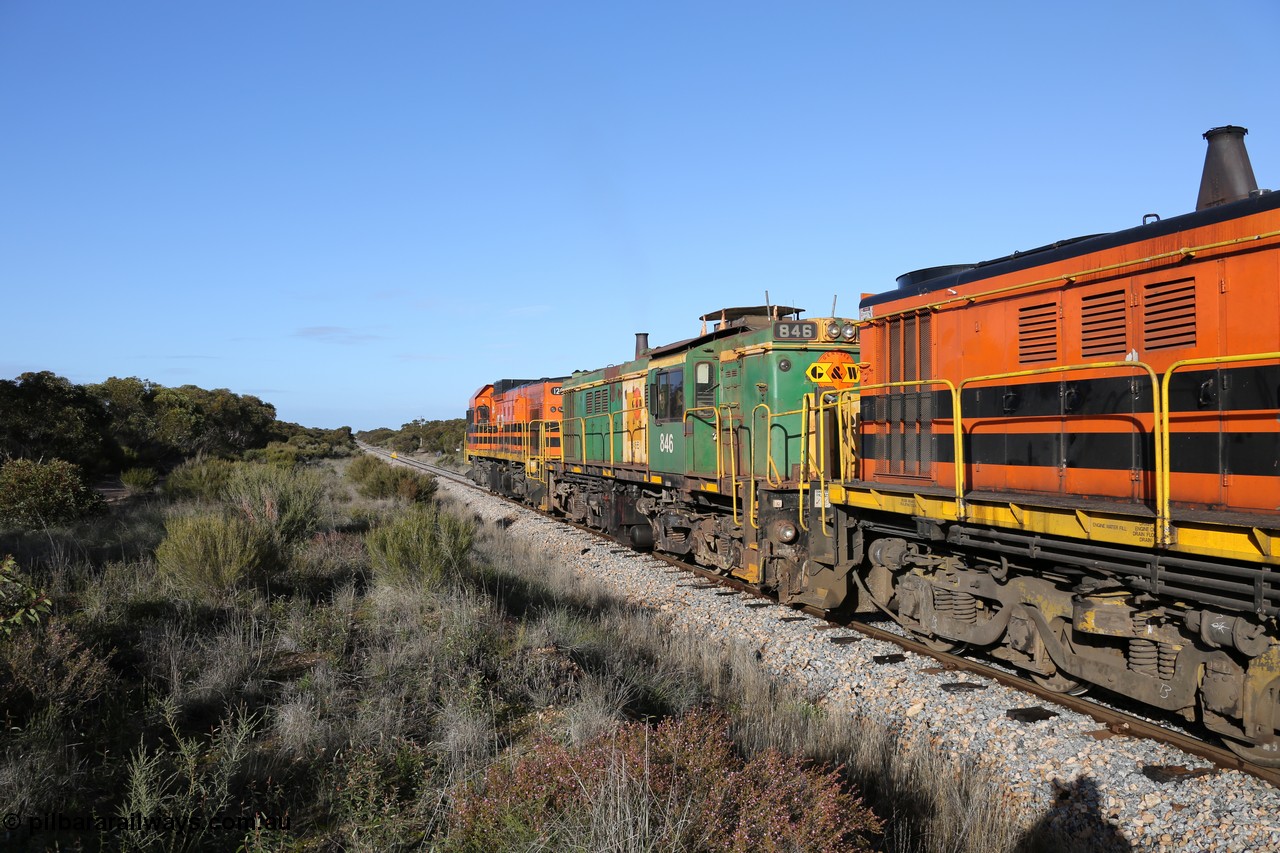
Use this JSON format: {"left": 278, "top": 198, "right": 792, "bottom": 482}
{"left": 1026, "top": 616, "right": 1088, "bottom": 695}
{"left": 910, "top": 631, "right": 968, "bottom": 655}
{"left": 1224, "top": 738, "right": 1280, "bottom": 768}
{"left": 1030, "top": 670, "right": 1090, "bottom": 697}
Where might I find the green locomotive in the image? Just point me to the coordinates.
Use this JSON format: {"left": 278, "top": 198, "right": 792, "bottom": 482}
{"left": 552, "top": 305, "right": 860, "bottom": 609}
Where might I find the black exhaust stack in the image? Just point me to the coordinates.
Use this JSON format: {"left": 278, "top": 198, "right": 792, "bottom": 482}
{"left": 1197, "top": 125, "right": 1259, "bottom": 210}
{"left": 635, "top": 333, "right": 649, "bottom": 359}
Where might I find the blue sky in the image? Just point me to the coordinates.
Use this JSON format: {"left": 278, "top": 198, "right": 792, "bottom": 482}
{"left": 2, "top": 1, "right": 1276, "bottom": 430}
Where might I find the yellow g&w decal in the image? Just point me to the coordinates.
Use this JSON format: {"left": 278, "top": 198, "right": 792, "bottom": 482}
{"left": 806, "top": 351, "right": 859, "bottom": 389}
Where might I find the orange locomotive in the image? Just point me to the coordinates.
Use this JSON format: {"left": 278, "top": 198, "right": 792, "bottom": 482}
{"left": 465, "top": 378, "right": 567, "bottom": 506}
{"left": 833, "top": 126, "right": 1280, "bottom": 762}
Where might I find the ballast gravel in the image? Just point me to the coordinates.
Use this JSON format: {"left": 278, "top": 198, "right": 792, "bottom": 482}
{"left": 436, "top": 474, "right": 1280, "bottom": 853}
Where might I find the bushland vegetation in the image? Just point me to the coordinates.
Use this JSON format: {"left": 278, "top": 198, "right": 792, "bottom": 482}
{"left": 356, "top": 417, "right": 465, "bottom": 460}
{"left": 0, "top": 371, "right": 355, "bottom": 480}
{"left": 0, "top": 447, "right": 1051, "bottom": 851}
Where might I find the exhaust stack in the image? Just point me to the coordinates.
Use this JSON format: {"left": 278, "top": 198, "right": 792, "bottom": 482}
{"left": 635, "top": 333, "right": 649, "bottom": 359}
{"left": 1197, "top": 125, "right": 1259, "bottom": 210}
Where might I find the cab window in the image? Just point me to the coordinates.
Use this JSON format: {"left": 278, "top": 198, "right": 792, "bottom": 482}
{"left": 651, "top": 369, "right": 684, "bottom": 422}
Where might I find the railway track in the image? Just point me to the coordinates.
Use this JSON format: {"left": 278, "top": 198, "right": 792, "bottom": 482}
{"left": 361, "top": 443, "right": 1280, "bottom": 788}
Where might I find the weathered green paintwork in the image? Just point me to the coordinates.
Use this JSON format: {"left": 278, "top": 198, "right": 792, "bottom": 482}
{"left": 560, "top": 314, "right": 859, "bottom": 489}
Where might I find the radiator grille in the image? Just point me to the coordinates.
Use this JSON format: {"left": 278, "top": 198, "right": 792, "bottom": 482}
{"left": 1080, "top": 290, "right": 1128, "bottom": 358}
{"left": 1018, "top": 302, "right": 1059, "bottom": 363}
{"left": 1143, "top": 279, "right": 1197, "bottom": 350}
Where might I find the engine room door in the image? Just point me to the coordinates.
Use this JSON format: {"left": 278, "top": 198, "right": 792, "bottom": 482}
{"left": 649, "top": 366, "right": 685, "bottom": 475}
{"left": 686, "top": 359, "right": 720, "bottom": 478}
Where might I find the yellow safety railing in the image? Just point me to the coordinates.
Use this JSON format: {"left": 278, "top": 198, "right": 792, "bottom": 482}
{"left": 958, "top": 360, "right": 1161, "bottom": 531}
{"left": 718, "top": 403, "right": 741, "bottom": 525}
{"left": 524, "top": 419, "right": 560, "bottom": 483}
{"left": 797, "top": 394, "right": 823, "bottom": 532}
{"left": 750, "top": 404, "right": 785, "bottom": 487}
{"left": 843, "top": 379, "right": 962, "bottom": 508}
{"left": 1160, "top": 350, "right": 1280, "bottom": 546}
{"left": 566, "top": 412, "right": 619, "bottom": 466}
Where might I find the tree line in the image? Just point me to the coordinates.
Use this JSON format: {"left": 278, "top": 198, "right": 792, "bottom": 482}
{"left": 0, "top": 371, "right": 354, "bottom": 477}
{"left": 356, "top": 417, "right": 464, "bottom": 456}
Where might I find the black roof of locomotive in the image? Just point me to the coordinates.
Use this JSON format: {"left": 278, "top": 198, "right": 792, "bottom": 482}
{"left": 491, "top": 377, "right": 568, "bottom": 396}
{"left": 864, "top": 188, "right": 1280, "bottom": 309}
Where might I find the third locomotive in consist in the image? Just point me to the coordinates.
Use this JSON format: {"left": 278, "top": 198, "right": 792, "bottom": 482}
{"left": 466, "top": 127, "right": 1280, "bottom": 763}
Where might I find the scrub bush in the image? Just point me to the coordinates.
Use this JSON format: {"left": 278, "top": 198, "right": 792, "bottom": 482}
{"left": 0, "top": 458, "right": 105, "bottom": 528}
{"left": 154, "top": 512, "right": 275, "bottom": 601}
{"left": 346, "top": 455, "right": 436, "bottom": 503}
{"left": 164, "top": 455, "right": 236, "bottom": 501}
{"left": 364, "top": 506, "right": 473, "bottom": 586}
{"left": 223, "top": 463, "right": 327, "bottom": 547}
{"left": 121, "top": 466, "right": 158, "bottom": 493}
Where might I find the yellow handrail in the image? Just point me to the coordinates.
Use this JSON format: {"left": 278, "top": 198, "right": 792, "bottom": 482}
{"left": 570, "top": 412, "right": 619, "bottom": 466}
{"left": 1160, "top": 350, "right": 1280, "bottom": 546}
{"left": 853, "top": 379, "right": 963, "bottom": 510}
{"left": 751, "top": 404, "right": 784, "bottom": 487}
{"left": 525, "top": 419, "right": 558, "bottom": 483}
{"left": 958, "top": 360, "right": 1161, "bottom": 533}
{"left": 718, "top": 403, "right": 740, "bottom": 526}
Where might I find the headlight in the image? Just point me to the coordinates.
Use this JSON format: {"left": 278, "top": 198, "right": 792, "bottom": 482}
{"left": 841, "top": 323, "right": 856, "bottom": 340}
{"left": 771, "top": 520, "right": 799, "bottom": 544}
{"left": 825, "top": 321, "right": 841, "bottom": 340}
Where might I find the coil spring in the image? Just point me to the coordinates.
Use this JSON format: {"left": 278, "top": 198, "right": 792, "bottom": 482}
{"left": 1158, "top": 644, "right": 1177, "bottom": 680}
{"left": 1129, "top": 638, "right": 1158, "bottom": 675}
{"left": 934, "top": 588, "right": 977, "bottom": 623}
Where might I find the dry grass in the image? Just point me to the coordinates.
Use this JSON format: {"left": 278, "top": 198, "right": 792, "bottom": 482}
{"left": 0, "top": 456, "right": 1054, "bottom": 852}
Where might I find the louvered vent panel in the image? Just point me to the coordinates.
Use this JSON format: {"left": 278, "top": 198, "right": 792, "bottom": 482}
{"left": 1018, "top": 302, "right": 1059, "bottom": 363}
{"left": 1144, "top": 279, "right": 1197, "bottom": 350}
{"left": 1080, "top": 290, "right": 1127, "bottom": 358}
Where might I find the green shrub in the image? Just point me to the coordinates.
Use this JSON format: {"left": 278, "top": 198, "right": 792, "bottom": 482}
{"left": 0, "top": 554, "right": 52, "bottom": 637}
{"left": 0, "top": 458, "right": 106, "bottom": 528}
{"left": 155, "top": 512, "right": 275, "bottom": 600}
{"left": 346, "top": 454, "right": 436, "bottom": 503}
{"left": 345, "top": 454, "right": 384, "bottom": 486}
{"left": 164, "top": 456, "right": 236, "bottom": 501}
{"left": 364, "top": 506, "right": 474, "bottom": 586}
{"left": 223, "top": 464, "right": 326, "bottom": 547}
{"left": 121, "top": 466, "right": 159, "bottom": 494}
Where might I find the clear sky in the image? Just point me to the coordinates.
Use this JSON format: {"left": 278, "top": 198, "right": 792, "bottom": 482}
{"left": 2, "top": 1, "right": 1276, "bottom": 431}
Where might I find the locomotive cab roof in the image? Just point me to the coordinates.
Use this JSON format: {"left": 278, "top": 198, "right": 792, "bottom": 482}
{"left": 698, "top": 305, "right": 803, "bottom": 332}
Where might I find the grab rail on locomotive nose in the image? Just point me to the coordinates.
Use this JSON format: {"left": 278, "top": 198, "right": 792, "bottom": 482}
{"left": 750, "top": 404, "right": 785, "bottom": 489}
{"left": 841, "top": 379, "right": 963, "bottom": 512}
{"left": 798, "top": 393, "right": 829, "bottom": 533}
{"left": 525, "top": 419, "right": 559, "bottom": 484}
{"left": 958, "top": 361, "right": 1162, "bottom": 539}
{"left": 1161, "top": 350, "right": 1280, "bottom": 548}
